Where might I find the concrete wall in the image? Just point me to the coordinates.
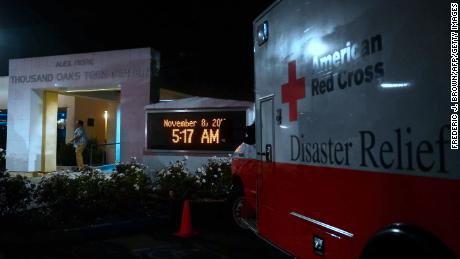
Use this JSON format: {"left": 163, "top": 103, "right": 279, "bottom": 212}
{"left": 143, "top": 154, "right": 232, "bottom": 174}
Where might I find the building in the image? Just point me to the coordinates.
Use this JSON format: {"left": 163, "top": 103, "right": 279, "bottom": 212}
{"left": 0, "top": 74, "right": 190, "bottom": 171}
{"left": 2, "top": 48, "right": 164, "bottom": 172}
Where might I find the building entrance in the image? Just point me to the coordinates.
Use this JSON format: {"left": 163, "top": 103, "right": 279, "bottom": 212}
{"left": 54, "top": 89, "right": 120, "bottom": 169}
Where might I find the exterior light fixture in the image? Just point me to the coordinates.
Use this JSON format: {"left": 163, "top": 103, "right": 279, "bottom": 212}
{"left": 65, "top": 88, "right": 120, "bottom": 93}
{"left": 380, "top": 82, "right": 411, "bottom": 88}
{"left": 104, "top": 111, "right": 108, "bottom": 144}
{"left": 257, "top": 21, "right": 269, "bottom": 46}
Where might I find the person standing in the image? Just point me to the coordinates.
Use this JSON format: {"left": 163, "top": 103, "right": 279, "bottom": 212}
{"left": 70, "top": 120, "right": 87, "bottom": 171}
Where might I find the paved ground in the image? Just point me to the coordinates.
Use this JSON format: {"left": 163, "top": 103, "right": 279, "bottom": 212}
{"left": 0, "top": 202, "right": 290, "bottom": 259}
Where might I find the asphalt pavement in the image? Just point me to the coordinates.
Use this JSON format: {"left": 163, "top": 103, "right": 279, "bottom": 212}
{"left": 0, "top": 201, "right": 289, "bottom": 259}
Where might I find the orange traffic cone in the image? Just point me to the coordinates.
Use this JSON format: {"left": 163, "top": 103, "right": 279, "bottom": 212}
{"left": 174, "top": 199, "right": 197, "bottom": 238}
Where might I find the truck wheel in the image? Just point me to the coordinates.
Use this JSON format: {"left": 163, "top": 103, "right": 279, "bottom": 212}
{"left": 232, "top": 196, "right": 249, "bottom": 229}
{"left": 360, "top": 224, "right": 455, "bottom": 259}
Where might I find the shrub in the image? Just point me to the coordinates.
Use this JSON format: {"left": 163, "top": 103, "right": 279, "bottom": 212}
{"left": 157, "top": 160, "right": 197, "bottom": 200}
{"left": 0, "top": 172, "right": 33, "bottom": 217}
{"left": 0, "top": 150, "right": 35, "bottom": 230}
{"left": 111, "top": 158, "right": 157, "bottom": 216}
{"left": 0, "top": 148, "right": 5, "bottom": 172}
{"left": 34, "top": 161, "right": 158, "bottom": 226}
{"left": 74, "top": 169, "right": 113, "bottom": 220}
{"left": 195, "top": 156, "right": 232, "bottom": 199}
{"left": 34, "top": 173, "right": 82, "bottom": 225}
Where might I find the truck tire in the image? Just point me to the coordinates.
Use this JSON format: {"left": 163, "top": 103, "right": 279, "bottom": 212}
{"left": 231, "top": 195, "right": 249, "bottom": 229}
{"left": 229, "top": 178, "right": 248, "bottom": 229}
{"left": 360, "top": 224, "right": 455, "bottom": 259}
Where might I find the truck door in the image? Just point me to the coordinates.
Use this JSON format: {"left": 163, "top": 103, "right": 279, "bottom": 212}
{"left": 258, "top": 95, "right": 276, "bottom": 234}
{"left": 260, "top": 96, "right": 274, "bottom": 163}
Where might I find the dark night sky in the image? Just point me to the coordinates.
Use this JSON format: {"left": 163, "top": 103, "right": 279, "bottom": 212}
{"left": 0, "top": 0, "right": 274, "bottom": 101}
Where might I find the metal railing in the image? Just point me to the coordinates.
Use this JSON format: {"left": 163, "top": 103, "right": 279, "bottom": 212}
{"left": 89, "top": 142, "right": 120, "bottom": 166}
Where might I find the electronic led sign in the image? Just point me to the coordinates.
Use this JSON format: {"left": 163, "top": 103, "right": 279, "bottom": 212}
{"left": 146, "top": 110, "right": 246, "bottom": 151}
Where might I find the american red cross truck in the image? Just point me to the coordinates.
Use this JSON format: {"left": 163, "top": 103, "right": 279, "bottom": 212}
{"left": 231, "top": 0, "right": 460, "bottom": 258}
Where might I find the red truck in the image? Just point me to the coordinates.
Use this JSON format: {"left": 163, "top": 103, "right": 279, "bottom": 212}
{"left": 231, "top": 0, "right": 459, "bottom": 258}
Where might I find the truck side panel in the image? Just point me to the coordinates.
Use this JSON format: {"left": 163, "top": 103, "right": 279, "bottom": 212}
{"left": 254, "top": 0, "right": 459, "bottom": 257}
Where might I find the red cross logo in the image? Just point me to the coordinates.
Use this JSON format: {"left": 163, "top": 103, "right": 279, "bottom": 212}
{"left": 281, "top": 61, "right": 306, "bottom": 121}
